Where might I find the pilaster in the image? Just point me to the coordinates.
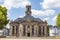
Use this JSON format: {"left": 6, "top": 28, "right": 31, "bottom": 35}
{"left": 34, "top": 25, "right": 37, "bottom": 37}
{"left": 26, "top": 25, "right": 27, "bottom": 37}
{"left": 44, "top": 26, "right": 47, "bottom": 37}
{"left": 9, "top": 25, "right": 12, "bottom": 36}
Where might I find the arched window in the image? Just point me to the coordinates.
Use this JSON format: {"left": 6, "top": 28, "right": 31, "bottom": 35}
{"left": 27, "top": 25, "right": 30, "bottom": 32}
{"left": 39, "top": 26, "right": 41, "bottom": 36}
{"left": 28, "top": 25, "right": 30, "bottom": 28}
{"left": 12, "top": 26, "right": 14, "bottom": 36}
{"left": 16, "top": 26, "right": 18, "bottom": 36}
{"left": 43, "top": 27, "right": 44, "bottom": 36}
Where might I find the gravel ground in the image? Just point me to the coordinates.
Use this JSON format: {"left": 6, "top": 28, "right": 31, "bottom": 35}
{"left": 0, "top": 36, "right": 60, "bottom": 40}
{"left": 0, "top": 38, "right": 60, "bottom": 40}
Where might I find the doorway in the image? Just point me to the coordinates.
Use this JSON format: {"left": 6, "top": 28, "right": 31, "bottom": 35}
{"left": 27, "top": 33, "right": 30, "bottom": 37}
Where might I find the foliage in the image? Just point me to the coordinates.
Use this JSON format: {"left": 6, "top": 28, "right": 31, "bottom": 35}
{"left": 56, "top": 13, "right": 60, "bottom": 27}
{"left": 47, "top": 25, "right": 53, "bottom": 36}
{"left": 0, "top": 6, "right": 9, "bottom": 30}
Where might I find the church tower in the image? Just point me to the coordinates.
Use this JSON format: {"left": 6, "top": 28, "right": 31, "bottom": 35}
{"left": 25, "top": 5, "right": 31, "bottom": 16}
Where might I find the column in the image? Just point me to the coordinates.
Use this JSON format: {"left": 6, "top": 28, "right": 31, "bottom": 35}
{"left": 36, "top": 26, "right": 38, "bottom": 37}
{"left": 9, "top": 25, "right": 12, "bottom": 36}
{"left": 34, "top": 25, "right": 37, "bottom": 37}
{"left": 41, "top": 26, "right": 43, "bottom": 36}
{"left": 19, "top": 24, "right": 23, "bottom": 37}
{"left": 30, "top": 25, "right": 32, "bottom": 37}
{"left": 19, "top": 24, "right": 22, "bottom": 37}
{"left": 36, "top": 26, "right": 39, "bottom": 37}
{"left": 44, "top": 26, "right": 47, "bottom": 37}
{"left": 19, "top": 24, "right": 20, "bottom": 37}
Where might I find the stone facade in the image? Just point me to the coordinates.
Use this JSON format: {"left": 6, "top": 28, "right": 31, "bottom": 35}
{"left": 9, "top": 5, "right": 47, "bottom": 37}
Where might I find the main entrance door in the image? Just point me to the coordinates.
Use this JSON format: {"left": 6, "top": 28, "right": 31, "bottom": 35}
{"left": 27, "top": 33, "right": 30, "bottom": 37}
{"left": 27, "top": 25, "right": 30, "bottom": 37}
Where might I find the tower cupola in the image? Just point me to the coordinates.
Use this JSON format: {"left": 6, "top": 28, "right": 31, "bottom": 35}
{"left": 25, "top": 5, "right": 31, "bottom": 16}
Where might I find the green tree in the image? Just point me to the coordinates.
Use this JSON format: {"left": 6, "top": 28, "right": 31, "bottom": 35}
{"left": 0, "top": 6, "right": 9, "bottom": 30}
{"left": 56, "top": 13, "right": 60, "bottom": 27}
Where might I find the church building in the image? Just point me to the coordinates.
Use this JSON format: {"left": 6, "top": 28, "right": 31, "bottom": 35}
{"left": 9, "top": 5, "right": 48, "bottom": 37}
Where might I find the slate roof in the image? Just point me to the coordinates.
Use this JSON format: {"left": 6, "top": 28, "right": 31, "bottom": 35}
{"left": 13, "top": 15, "right": 43, "bottom": 23}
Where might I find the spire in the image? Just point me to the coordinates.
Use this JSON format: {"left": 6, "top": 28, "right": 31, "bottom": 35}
{"left": 25, "top": 5, "right": 31, "bottom": 16}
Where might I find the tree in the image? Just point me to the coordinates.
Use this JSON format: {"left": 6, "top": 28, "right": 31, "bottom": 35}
{"left": 56, "top": 13, "right": 60, "bottom": 27}
{"left": 47, "top": 25, "right": 53, "bottom": 36}
{"left": 0, "top": 6, "right": 9, "bottom": 30}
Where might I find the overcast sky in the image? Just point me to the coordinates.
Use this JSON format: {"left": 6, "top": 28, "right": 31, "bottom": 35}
{"left": 0, "top": 0, "right": 60, "bottom": 28}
